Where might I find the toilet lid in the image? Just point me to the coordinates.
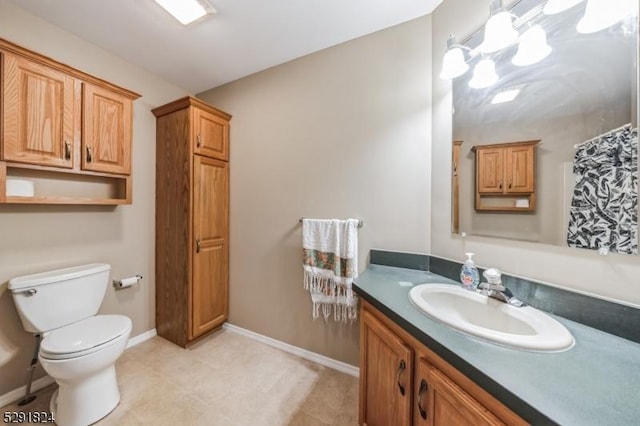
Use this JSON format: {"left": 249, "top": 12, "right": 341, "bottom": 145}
{"left": 40, "top": 315, "right": 131, "bottom": 360}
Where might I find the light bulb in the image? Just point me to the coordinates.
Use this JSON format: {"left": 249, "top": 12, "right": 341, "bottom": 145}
{"left": 577, "top": 0, "right": 635, "bottom": 33}
{"left": 480, "top": 10, "right": 519, "bottom": 53}
{"left": 440, "top": 47, "right": 469, "bottom": 79}
{"left": 469, "top": 59, "right": 499, "bottom": 89}
{"left": 512, "top": 25, "right": 552, "bottom": 66}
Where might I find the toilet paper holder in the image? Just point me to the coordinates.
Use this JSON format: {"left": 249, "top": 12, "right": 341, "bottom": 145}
{"left": 112, "top": 275, "right": 143, "bottom": 290}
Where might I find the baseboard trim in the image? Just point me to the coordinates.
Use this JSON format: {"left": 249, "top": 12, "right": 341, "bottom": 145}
{"left": 0, "top": 328, "right": 157, "bottom": 408}
{"left": 127, "top": 328, "right": 157, "bottom": 349}
{"left": 0, "top": 375, "right": 55, "bottom": 409}
{"left": 223, "top": 323, "right": 359, "bottom": 377}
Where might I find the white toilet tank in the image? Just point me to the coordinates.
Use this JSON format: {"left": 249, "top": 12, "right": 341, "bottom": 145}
{"left": 9, "top": 264, "right": 111, "bottom": 333}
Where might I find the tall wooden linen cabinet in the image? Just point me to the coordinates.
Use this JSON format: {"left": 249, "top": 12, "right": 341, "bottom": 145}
{"left": 152, "top": 96, "right": 230, "bottom": 347}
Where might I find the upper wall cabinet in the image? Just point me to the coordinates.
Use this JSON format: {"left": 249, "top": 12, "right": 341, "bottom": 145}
{"left": 0, "top": 38, "right": 140, "bottom": 205}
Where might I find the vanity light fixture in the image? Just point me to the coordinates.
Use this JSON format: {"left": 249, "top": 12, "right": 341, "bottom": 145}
{"left": 491, "top": 88, "right": 521, "bottom": 104}
{"left": 440, "top": 35, "right": 470, "bottom": 80}
{"left": 469, "top": 58, "right": 499, "bottom": 89}
{"left": 577, "top": 0, "right": 635, "bottom": 34}
{"left": 512, "top": 25, "right": 552, "bottom": 66}
{"left": 480, "top": 0, "right": 519, "bottom": 53}
{"left": 543, "top": 0, "right": 584, "bottom": 15}
{"left": 153, "top": 0, "right": 216, "bottom": 25}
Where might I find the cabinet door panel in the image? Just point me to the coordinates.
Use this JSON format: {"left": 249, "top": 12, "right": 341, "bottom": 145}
{"left": 360, "top": 309, "right": 413, "bottom": 426}
{"left": 192, "top": 156, "right": 229, "bottom": 338}
{"left": 505, "top": 146, "right": 534, "bottom": 193}
{"left": 82, "top": 83, "right": 132, "bottom": 174}
{"left": 3, "top": 53, "right": 77, "bottom": 168}
{"left": 427, "top": 363, "right": 504, "bottom": 426}
{"left": 193, "top": 108, "right": 229, "bottom": 160}
{"left": 476, "top": 149, "right": 504, "bottom": 193}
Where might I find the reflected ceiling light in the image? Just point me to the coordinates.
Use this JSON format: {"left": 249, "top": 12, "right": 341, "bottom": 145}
{"left": 512, "top": 25, "right": 552, "bottom": 66}
{"left": 469, "top": 59, "right": 499, "bottom": 89}
{"left": 440, "top": 35, "right": 470, "bottom": 80}
{"left": 543, "top": 0, "right": 584, "bottom": 15}
{"left": 154, "top": 0, "right": 216, "bottom": 25}
{"left": 491, "top": 88, "right": 521, "bottom": 104}
{"left": 480, "top": 0, "right": 519, "bottom": 53}
{"left": 577, "top": 0, "right": 635, "bottom": 33}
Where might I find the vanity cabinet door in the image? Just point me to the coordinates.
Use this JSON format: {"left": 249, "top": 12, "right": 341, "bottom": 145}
{"left": 424, "top": 360, "right": 504, "bottom": 426}
{"left": 476, "top": 148, "right": 504, "bottom": 193}
{"left": 360, "top": 309, "right": 413, "bottom": 426}
{"left": 82, "top": 82, "right": 132, "bottom": 175}
{"left": 2, "top": 53, "right": 79, "bottom": 168}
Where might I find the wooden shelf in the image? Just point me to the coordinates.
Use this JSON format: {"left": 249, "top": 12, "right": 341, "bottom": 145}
{"left": 1, "top": 161, "right": 131, "bottom": 205}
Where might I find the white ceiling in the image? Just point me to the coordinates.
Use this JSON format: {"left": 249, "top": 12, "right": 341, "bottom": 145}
{"left": 10, "top": 0, "right": 444, "bottom": 93}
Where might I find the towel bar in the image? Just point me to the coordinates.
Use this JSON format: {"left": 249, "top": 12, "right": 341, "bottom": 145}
{"left": 298, "top": 218, "right": 363, "bottom": 228}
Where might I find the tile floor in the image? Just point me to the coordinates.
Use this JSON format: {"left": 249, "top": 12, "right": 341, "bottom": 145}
{"left": 2, "top": 330, "right": 359, "bottom": 425}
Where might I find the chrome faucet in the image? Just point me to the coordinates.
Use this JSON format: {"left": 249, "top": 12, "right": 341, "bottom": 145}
{"left": 478, "top": 268, "right": 526, "bottom": 307}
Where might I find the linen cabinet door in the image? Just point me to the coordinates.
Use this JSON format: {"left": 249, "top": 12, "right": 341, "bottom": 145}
{"left": 360, "top": 308, "right": 413, "bottom": 426}
{"left": 2, "top": 53, "right": 78, "bottom": 168}
{"left": 191, "top": 155, "right": 229, "bottom": 339}
{"left": 193, "top": 107, "right": 229, "bottom": 161}
{"left": 82, "top": 83, "right": 132, "bottom": 174}
{"left": 505, "top": 145, "right": 535, "bottom": 193}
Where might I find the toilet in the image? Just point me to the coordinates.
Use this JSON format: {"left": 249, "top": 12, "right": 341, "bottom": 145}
{"left": 9, "top": 264, "right": 132, "bottom": 426}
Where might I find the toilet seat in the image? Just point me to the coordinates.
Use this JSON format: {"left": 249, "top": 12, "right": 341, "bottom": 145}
{"left": 40, "top": 315, "right": 132, "bottom": 360}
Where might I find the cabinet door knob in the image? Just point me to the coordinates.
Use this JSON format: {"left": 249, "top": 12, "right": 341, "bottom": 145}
{"left": 196, "top": 238, "right": 201, "bottom": 253}
{"left": 418, "top": 379, "right": 428, "bottom": 420}
{"left": 396, "top": 360, "right": 406, "bottom": 396}
{"left": 86, "top": 146, "right": 93, "bottom": 163}
{"left": 499, "top": 181, "right": 503, "bottom": 190}
{"left": 64, "top": 141, "right": 72, "bottom": 160}
{"left": 508, "top": 180, "right": 512, "bottom": 189}
{"left": 196, "top": 134, "right": 202, "bottom": 148}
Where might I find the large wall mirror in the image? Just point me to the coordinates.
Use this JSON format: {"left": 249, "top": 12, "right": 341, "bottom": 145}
{"left": 451, "top": 0, "right": 639, "bottom": 255}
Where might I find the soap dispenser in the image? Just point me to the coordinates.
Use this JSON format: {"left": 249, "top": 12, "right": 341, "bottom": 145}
{"left": 460, "top": 252, "right": 480, "bottom": 290}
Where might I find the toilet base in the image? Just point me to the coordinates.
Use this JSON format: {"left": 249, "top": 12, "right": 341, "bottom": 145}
{"left": 50, "top": 365, "right": 120, "bottom": 426}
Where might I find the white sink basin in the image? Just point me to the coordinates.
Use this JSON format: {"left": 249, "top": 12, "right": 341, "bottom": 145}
{"left": 409, "top": 284, "right": 574, "bottom": 352}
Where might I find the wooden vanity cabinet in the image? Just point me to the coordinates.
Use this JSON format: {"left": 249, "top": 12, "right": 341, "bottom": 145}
{"left": 360, "top": 301, "right": 526, "bottom": 426}
{"left": 153, "top": 96, "right": 231, "bottom": 347}
{"left": 474, "top": 140, "right": 539, "bottom": 212}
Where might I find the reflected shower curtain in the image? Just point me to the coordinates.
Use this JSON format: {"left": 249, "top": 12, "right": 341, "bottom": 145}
{"left": 567, "top": 124, "right": 638, "bottom": 254}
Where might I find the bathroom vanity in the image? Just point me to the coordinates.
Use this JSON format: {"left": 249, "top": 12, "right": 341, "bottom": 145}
{"left": 354, "top": 252, "right": 640, "bottom": 425}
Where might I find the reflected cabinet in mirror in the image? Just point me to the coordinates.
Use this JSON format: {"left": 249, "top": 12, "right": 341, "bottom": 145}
{"left": 451, "top": 0, "right": 639, "bottom": 255}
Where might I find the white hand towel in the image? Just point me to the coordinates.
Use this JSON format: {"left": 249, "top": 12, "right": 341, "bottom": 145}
{"left": 302, "top": 218, "right": 359, "bottom": 321}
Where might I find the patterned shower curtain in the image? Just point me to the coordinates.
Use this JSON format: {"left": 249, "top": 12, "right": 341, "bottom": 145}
{"left": 567, "top": 124, "right": 638, "bottom": 255}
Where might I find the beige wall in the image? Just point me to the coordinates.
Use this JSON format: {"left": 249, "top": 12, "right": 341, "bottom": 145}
{"left": 432, "top": 0, "right": 640, "bottom": 307}
{"left": 198, "top": 16, "right": 433, "bottom": 366}
{"left": 0, "top": 0, "right": 188, "bottom": 396}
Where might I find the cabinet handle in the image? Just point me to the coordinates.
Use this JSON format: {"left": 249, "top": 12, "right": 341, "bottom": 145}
{"left": 508, "top": 180, "right": 512, "bottom": 189}
{"left": 196, "top": 238, "right": 201, "bottom": 253}
{"left": 417, "top": 379, "right": 428, "bottom": 420}
{"left": 396, "top": 360, "right": 406, "bottom": 396}
{"left": 196, "top": 134, "right": 201, "bottom": 148}
{"left": 499, "top": 181, "right": 503, "bottom": 190}
{"left": 64, "top": 141, "right": 72, "bottom": 160}
{"left": 86, "top": 146, "right": 93, "bottom": 163}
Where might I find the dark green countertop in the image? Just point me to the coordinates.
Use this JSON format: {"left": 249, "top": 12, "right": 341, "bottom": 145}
{"left": 354, "top": 264, "right": 640, "bottom": 426}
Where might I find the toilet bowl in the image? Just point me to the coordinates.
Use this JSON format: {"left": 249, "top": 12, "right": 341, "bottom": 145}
{"left": 39, "top": 315, "right": 132, "bottom": 426}
{"left": 9, "top": 264, "right": 132, "bottom": 426}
